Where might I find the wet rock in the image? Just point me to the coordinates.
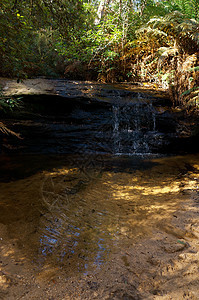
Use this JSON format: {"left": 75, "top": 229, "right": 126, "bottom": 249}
{"left": 0, "top": 94, "right": 181, "bottom": 155}
{"left": 1, "top": 78, "right": 199, "bottom": 155}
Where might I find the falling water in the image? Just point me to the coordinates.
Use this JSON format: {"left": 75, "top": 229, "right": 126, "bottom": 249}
{"left": 4, "top": 91, "right": 177, "bottom": 156}
{"left": 112, "top": 104, "right": 120, "bottom": 154}
{"left": 112, "top": 99, "right": 158, "bottom": 155}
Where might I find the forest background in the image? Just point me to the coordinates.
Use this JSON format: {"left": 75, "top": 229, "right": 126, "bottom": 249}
{"left": 0, "top": 0, "right": 198, "bottom": 108}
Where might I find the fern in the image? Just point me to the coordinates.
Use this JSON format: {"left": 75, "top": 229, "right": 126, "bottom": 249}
{"left": 0, "top": 86, "right": 23, "bottom": 112}
{"left": 137, "top": 27, "right": 168, "bottom": 38}
{"left": 161, "top": 0, "right": 199, "bottom": 20}
{"left": 157, "top": 47, "right": 178, "bottom": 56}
{"left": 146, "top": 11, "right": 199, "bottom": 52}
{"left": 0, "top": 122, "right": 22, "bottom": 138}
{"left": 181, "top": 86, "right": 199, "bottom": 96}
{"left": 188, "top": 66, "right": 199, "bottom": 72}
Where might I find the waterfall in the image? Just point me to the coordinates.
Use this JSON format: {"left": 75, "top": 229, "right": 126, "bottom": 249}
{"left": 112, "top": 104, "right": 120, "bottom": 154}
{"left": 112, "top": 100, "right": 157, "bottom": 155}
{"left": 8, "top": 90, "right": 176, "bottom": 155}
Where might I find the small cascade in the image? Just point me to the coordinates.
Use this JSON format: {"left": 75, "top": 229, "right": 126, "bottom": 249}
{"left": 4, "top": 90, "right": 178, "bottom": 155}
{"left": 112, "top": 104, "right": 120, "bottom": 154}
{"left": 150, "top": 103, "right": 156, "bottom": 131}
{"left": 112, "top": 100, "right": 158, "bottom": 155}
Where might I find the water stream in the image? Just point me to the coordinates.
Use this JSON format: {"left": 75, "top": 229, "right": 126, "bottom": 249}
{"left": 112, "top": 101, "right": 157, "bottom": 155}
{"left": 3, "top": 92, "right": 178, "bottom": 155}
{"left": 1, "top": 90, "right": 197, "bottom": 288}
{"left": 0, "top": 153, "right": 198, "bottom": 277}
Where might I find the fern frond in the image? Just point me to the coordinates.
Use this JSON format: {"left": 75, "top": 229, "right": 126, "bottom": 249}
{"left": 188, "top": 66, "right": 199, "bottom": 72}
{"left": 145, "top": 11, "right": 199, "bottom": 52}
{"left": 0, "top": 122, "right": 22, "bottom": 138}
{"left": 137, "top": 27, "right": 167, "bottom": 38}
{"left": 158, "top": 46, "right": 178, "bottom": 57}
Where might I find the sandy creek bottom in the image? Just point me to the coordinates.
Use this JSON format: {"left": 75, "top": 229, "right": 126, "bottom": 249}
{"left": 0, "top": 153, "right": 199, "bottom": 300}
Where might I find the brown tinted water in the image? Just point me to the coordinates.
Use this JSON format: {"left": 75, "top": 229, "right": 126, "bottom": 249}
{"left": 0, "top": 153, "right": 199, "bottom": 277}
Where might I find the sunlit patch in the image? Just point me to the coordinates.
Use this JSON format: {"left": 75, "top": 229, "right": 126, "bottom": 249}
{"left": 1, "top": 247, "right": 15, "bottom": 257}
{"left": 134, "top": 184, "right": 181, "bottom": 195}
{"left": 0, "top": 273, "right": 10, "bottom": 289}
{"left": 44, "top": 167, "right": 78, "bottom": 176}
{"left": 36, "top": 264, "right": 59, "bottom": 283}
{"left": 0, "top": 274, "right": 7, "bottom": 284}
{"left": 1, "top": 153, "right": 199, "bottom": 278}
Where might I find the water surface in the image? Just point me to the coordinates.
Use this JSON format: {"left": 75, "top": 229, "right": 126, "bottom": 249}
{"left": 0, "top": 153, "right": 198, "bottom": 275}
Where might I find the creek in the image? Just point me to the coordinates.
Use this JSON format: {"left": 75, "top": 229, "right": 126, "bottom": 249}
{"left": 0, "top": 86, "right": 199, "bottom": 296}
{"left": 1, "top": 153, "right": 198, "bottom": 276}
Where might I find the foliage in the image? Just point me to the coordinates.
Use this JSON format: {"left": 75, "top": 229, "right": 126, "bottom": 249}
{"left": 146, "top": 11, "right": 199, "bottom": 53}
{"left": 159, "top": 0, "right": 199, "bottom": 19}
{"left": 0, "top": 86, "right": 23, "bottom": 113}
{"left": 0, "top": 0, "right": 199, "bottom": 109}
{"left": 0, "top": 0, "right": 87, "bottom": 78}
{"left": 181, "top": 86, "right": 199, "bottom": 96}
{"left": 0, "top": 3, "right": 32, "bottom": 78}
{"left": 0, "top": 87, "right": 22, "bottom": 137}
{"left": 0, "top": 121, "right": 21, "bottom": 138}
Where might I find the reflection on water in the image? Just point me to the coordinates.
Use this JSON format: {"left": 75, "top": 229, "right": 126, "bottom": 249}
{"left": 0, "top": 153, "right": 199, "bottom": 275}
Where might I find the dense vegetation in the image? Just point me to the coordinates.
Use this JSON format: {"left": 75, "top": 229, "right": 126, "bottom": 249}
{"left": 0, "top": 0, "right": 198, "bottom": 108}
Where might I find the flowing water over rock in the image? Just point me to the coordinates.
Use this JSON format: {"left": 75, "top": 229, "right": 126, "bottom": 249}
{"left": 1, "top": 84, "right": 199, "bottom": 299}
{"left": 2, "top": 91, "right": 182, "bottom": 155}
{"left": 112, "top": 101, "right": 158, "bottom": 155}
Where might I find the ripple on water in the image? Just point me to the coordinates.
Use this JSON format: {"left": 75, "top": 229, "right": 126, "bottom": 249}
{"left": 0, "top": 153, "right": 198, "bottom": 275}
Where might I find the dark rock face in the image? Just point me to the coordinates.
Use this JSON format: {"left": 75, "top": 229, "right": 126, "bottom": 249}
{"left": 0, "top": 87, "right": 198, "bottom": 155}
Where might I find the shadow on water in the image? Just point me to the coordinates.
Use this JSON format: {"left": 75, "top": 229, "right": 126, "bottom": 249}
{"left": 1, "top": 152, "right": 199, "bottom": 277}
{"left": 0, "top": 88, "right": 199, "bottom": 282}
{"left": 0, "top": 153, "right": 160, "bottom": 182}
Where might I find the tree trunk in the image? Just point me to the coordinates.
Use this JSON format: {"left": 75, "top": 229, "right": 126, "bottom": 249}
{"left": 94, "top": 0, "right": 111, "bottom": 24}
